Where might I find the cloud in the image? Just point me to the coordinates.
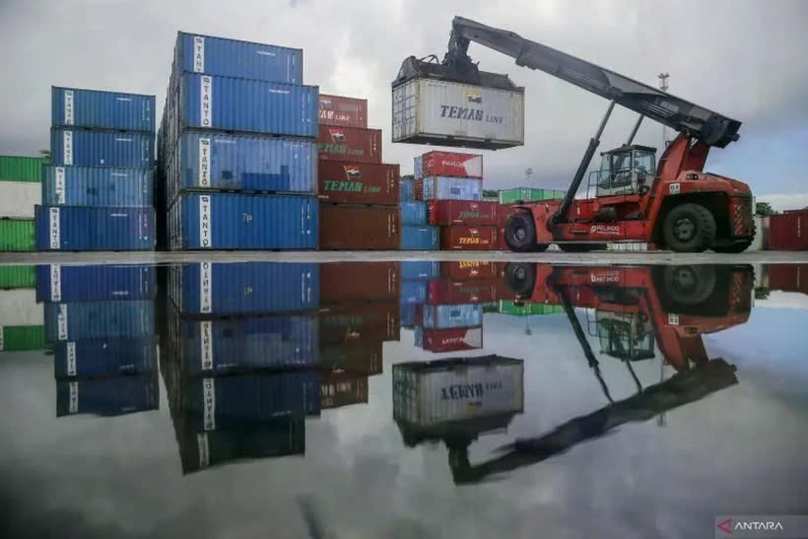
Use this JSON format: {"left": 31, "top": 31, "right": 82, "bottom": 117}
{"left": 757, "top": 193, "right": 808, "bottom": 212}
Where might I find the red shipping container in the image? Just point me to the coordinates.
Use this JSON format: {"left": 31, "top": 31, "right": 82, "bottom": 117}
{"left": 440, "top": 225, "right": 498, "bottom": 250}
{"left": 767, "top": 264, "right": 808, "bottom": 295}
{"left": 427, "top": 278, "right": 499, "bottom": 304}
{"left": 320, "top": 262, "right": 400, "bottom": 304}
{"left": 318, "top": 161, "right": 400, "bottom": 205}
{"left": 319, "top": 301, "right": 400, "bottom": 345}
{"left": 427, "top": 200, "right": 498, "bottom": 226}
{"left": 320, "top": 370, "right": 369, "bottom": 409}
{"left": 440, "top": 261, "right": 501, "bottom": 280}
{"left": 320, "top": 205, "right": 400, "bottom": 250}
{"left": 769, "top": 210, "right": 808, "bottom": 251}
{"left": 421, "top": 151, "right": 483, "bottom": 178}
{"left": 420, "top": 327, "right": 483, "bottom": 353}
{"left": 319, "top": 94, "right": 367, "bottom": 128}
{"left": 318, "top": 125, "right": 382, "bottom": 164}
{"left": 320, "top": 340, "right": 383, "bottom": 376}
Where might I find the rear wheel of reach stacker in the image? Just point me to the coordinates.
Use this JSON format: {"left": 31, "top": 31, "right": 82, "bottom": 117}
{"left": 505, "top": 212, "right": 540, "bottom": 252}
{"left": 662, "top": 203, "right": 716, "bottom": 252}
{"left": 504, "top": 263, "right": 536, "bottom": 297}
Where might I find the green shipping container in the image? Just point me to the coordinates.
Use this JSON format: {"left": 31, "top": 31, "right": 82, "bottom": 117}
{"left": 0, "top": 266, "right": 36, "bottom": 289}
{"left": 1, "top": 325, "right": 46, "bottom": 351}
{"left": 0, "top": 156, "right": 44, "bottom": 183}
{"left": 498, "top": 188, "right": 568, "bottom": 204}
{"left": 498, "top": 300, "right": 565, "bottom": 316}
{"left": 482, "top": 302, "right": 499, "bottom": 314}
{"left": 0, "top": 220, "right": 35, "bottom": 252}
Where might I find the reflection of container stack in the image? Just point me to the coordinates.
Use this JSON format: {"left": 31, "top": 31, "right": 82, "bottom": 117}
{"left": 163, "top": 261, "right": 320, "bottom": 473}
{"left": 159, "top": 33, "right": 318, "bottom": 250}
{"left": 400, "top": 262, "right": 439, "bottom": 329}
{"left": 0, "top": 156, "right": 43, "bottom": 252}
{"left": 318, "top": 95, "right": 406, "bottom": 250}
{"left": 39, "top": 265, "right": 159, "bottom": 416}
{"left": 318, "top": 263, "right": 400, "bottom": 402}
{"left": 414, "top": 151, "right": 498, "bottom": 250}
{"left": 0, "top": 266, "right": 45, "bottom": 351}
{"left": 37, "top": 88, "right": 157, "bottom": 251}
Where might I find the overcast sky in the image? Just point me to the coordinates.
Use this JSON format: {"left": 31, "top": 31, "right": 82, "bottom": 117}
{"left": 1, "top": 0, "right": 806, "bottom": 208}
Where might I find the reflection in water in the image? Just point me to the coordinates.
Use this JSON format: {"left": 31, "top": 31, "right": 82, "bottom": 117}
{"left": 0, "top": 260, "right": 765, "bottom": 480}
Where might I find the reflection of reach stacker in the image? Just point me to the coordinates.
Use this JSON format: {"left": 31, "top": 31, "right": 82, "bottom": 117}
{"left": 400, "top": 17, "right": 754, "bottom": 252}
{"left": 444, "top": 264, "right": 750, "bottom": 484}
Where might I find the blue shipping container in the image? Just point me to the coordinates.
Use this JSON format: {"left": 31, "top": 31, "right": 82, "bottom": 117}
{"left": 44, "top": 300, "right": 155, "bottom": 342}
{"left": 178, "top": 418, "right": 304, "bottom": 474}
{"left": 36, "top": 264, "right": 156, "bottom": 302}
{"left": 169, "top": 193, "right": 317, "bottom": 250}
{"left": 42, "top": 165, "right": 154, "bottom": 207}
{"left": 400, "top": 302, "right": 416, "bottom": 327}
{"left": 422, "top": 304, "right": 483, "bottom": 329}
{"left": 182, "top": 370, "right": 320, "bottom": 430}
{"left": 422, "top": 176, "right": 482, "bottom": 201}
{"left": 401, "top": 280, "right": 427, "bottom": 304}
{"left": 175, "top": 32, "right": 303, "bottom": 84}
{"left": 400, "top": 201, "right": 426, "bottom": 225}
{"left": 56, "top": 374, "right": 159, "bottom": 417}
{"left": 35, "top": 205, "right": 156, "bottom": 251}
{"left": 169, "top": 309, "right": 319, "bottom": 376}
{"left": 169, "top": 132, "right": 316, "bottom": 202}
{"left": 52, "top": 87, "right": 156, "bottom": 132}
{"left": 414, "top": 156, "right": 423, "bottom": 179}
{"left": 400, "top": 178, "right": 415, "bottom": 201}
{"left": 53, "top": 338, "right": 158, "bottom": 378}
{"left": 168, "top": 262, "right": 319, "bottom": 316}
{"left": 401, "top": 226, "right": 439, "bottom": 250}
{"left": 50, "top": 128, "right": 155, "bottom": 168}
{"left": 401, "top": 261, "right": 440, "bottom": 280}
{"left": 178, "top": 73, "right": 318, "bottom": 137}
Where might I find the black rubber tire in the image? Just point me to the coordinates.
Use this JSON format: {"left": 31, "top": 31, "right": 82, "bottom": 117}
{"left": 663, "top": 203, "right": 717, "bottom": 252}
{"left": 559, "top": 243, "right": 608, "bottom": 252}
{"left": 662, "top": 265, "right": 717, "bottom": 306}
{"left": 504, "top": 263, "right": 536, "bottom": 297}
{"left": 505, "top": 212, "right": 537, "bottom": 252}
{"left": 713, "top": 219, "right": 756, "bottom": 253}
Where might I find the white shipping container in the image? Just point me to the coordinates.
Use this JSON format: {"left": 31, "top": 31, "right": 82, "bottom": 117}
{"left": 0, "top": 289, "right": 44, "bottom": 327}
{"left": 393, "top": 356, "right": 524, "bottom": 426}
{"left": 0, "top": 181, "right": 40, "bottom": 219}
{"left": 392, "top": 78, "right": 525, "bottom": 149}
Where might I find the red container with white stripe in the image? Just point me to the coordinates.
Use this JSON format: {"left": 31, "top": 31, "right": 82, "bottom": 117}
{"left": 420, "top": 151, "right": 482, "bottom": 178}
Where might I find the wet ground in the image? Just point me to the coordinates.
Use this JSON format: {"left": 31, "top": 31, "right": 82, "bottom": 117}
{"left": 0, "top": 259, "right": 806, "bottom": 538}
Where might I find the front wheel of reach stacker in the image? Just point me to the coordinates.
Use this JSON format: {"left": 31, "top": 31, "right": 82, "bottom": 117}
{"left": 504, "top": 263, "right": 536, "bottom": 297}
{"left": 505, "top": 212, "right": 537, "bottom": 252}
{"left": 663, "top": 203, "right": 716, "bottom": 252}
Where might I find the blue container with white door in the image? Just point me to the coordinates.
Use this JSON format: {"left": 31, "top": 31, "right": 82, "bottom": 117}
{"left": 35, "top": 264, "right": 156, "bottom": 302}
{"left": 41, "top": 165, "right": 154, "bottom": 207}
{"left": 174, "top": 32, "right": 303, "bottom": 83}
{"left": 34, "top": 205, "right": 156, "bottom": 251}
{"left": 50, "top": 128, "right": 155, "bottom": 168}
{"left": 52, "top": 87, "right": 156, "bottom": 132}
{"left": 400, "top": 226, "right": 439, "bottom": 250}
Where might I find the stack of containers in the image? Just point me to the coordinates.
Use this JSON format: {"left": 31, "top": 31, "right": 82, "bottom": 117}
{"left": 160, "top": 32, "right": 318, "bottom": 250}
{"left": 37, "top": 264, "right": 159, "bottom": 416}
{"left": 398, "top": 171, "right": 438, "bottom": 251}
{"left": 414, "top": 151, "right": 499, "bottom": 250}
{"left": 163, "top": 261, "right": 320, "bottom": 473}
{"left": 319, "top": 263, "right": 400, "bottom": 389}
{"left": 413, "top": 261, "right": 508, "bottom": 353}
{"left": 37, "top": 88, "right": 157, "bottom": 251}
{"left": 400, "top": 262, "right": 438, "bottom": 329}
{"left": 317, "top": 95, "right": 411, "bottom": 249}
{"left": 0, "top": 156, "right": 43, "bottom": 252}
{"left": 0, "top": 266, "right": 45, "bottom": 352}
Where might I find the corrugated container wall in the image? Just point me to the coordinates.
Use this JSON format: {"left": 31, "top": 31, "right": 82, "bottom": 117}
{"left": 319, "top": 205, "right": 400, "bottom": 250}
{"left": 36, "top": 264, "right": 156, "bottom": 303}
{"left": 401, "top": 280, "right": 428, "bottom": 304}
{"left": 321, "top": 371, "right": 369, "bottom": 409}
{"left": 178, "top": 74, "right": 318, "bottom": 137}
{"left": 422, "top": 304, "right": 483, "bottom": 329}
{"left": 0, "top": 156, "right": 44, "bottom": 182}
{"left": 168, "top": 262, "right": 319, "bottom": 316}
{"left": 400, "top": 202, "right": 427, "bottom": 225}
{"left": 56, "top": 375, "right": 159, "bottom": 417}
{"left": 320, "top": 262, "right": 400, "bottom": 304}
{"left": 169, "top": 193, "right": 317, "bottom": 250}
{"left": 428, "top": 200, "right": 498, "bottom": 225}
{"left": 417, "top": 176, "right": 482, "bottom": 201}
{"left": 52, "top": 87, "right": 155, "bottom": 132}
{"left": 44, "top": 300, "right": 155, "bottom": 342}
{"left": 1, "top": 326, "right": 46, "bottom": 351}
{"left": 50, "top": 128, "right": 155, "bottom": 168}
{"left": 441, "top": 225, "right": 498, "bottom": 250}
{"left": 319, "top": 94, "right": 367, "bottom": 128}
{"left": 317, "top": 125, "right": 382, "bottom": 164}
{"left": 401, "top": 226, "right": 439, "bottom": 250}
{"left": 400, "top": 176, "right": 415, "bottom": 201}
{"left": 35, "top": 206, "right": 156, "bottom": 251}
{"left": 169, "top": 133, "right": 316, "bottom": 201}
{"left": 0, "top": 266, "right": 36, "bottom": 289}
{"left": 768, "top": 210, "right": 808, "bottom": 251}
{"left": 0, "top": 181, "right": 40, "bottom": 218}
{"left": 53, "top": 338, "right": 158, "bottom": 378}
{"left": 0, "top": 220, "right": 35, "bottom": 252}
{"left": 42, "top": 166, "right": 153, "bottom": 207}
{"left": 319, "top": 302, "right": 399, "bottom": 345}
{"left": 318, "top": 161, "right": 399, "bottom": 205}
{"left": 175, "top": 33, "right": 303, "bottom": 83}
{"left": 392, "top": 78, "right": 525, "bottom": 149}
{"left": 401, "top": 261, "right": 440, "bottom": 280}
